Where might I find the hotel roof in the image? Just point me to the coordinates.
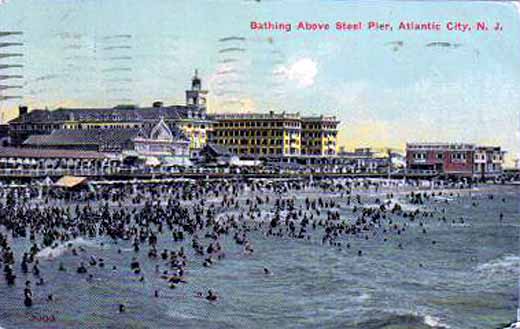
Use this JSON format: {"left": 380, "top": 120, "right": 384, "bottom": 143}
{"left": 9, "top": 104, "right": 208, "bottom": 124}
{"left": 23, "top": 123, "right": 189, "bottom": 148}
{"left": 301, "top": 115, "right": 338, "bottom": 122}
{"left": 406, "top": 143, "right": 477, "bottom": 153}
{"left": 23, "top": 128, "right": 141, "bottom": 147}
{"left": 211, "top": 112, "right": 301, "bottom": 120}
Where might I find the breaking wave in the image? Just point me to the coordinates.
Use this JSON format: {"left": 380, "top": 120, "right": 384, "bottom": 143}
{"left": 353, "top": 292, "right": 371, "bottom": 303}
{"left": 476, "top": 255, "right": 520, "bottom": 276}
{"left": 350, "top": 312, "right": 450, "bottom": 329}
{"left": 502, "top": 321, "right": 520, "bottom": 329}
{"left": 36, "top": 237, "right": 99, "bottom": 259}
{"left": 423, "top": 314, "right": 450, "bottom": 328}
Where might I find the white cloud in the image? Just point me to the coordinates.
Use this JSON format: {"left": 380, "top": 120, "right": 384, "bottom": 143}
{"left": 514, "top": 1, "right": 520, "bottom": 15}
{"left": 275, "top": 58, "right": 317, "bottom": 88}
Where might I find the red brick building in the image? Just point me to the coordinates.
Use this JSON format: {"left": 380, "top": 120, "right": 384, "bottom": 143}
{"left": 406, "top": 143, "right": 476, "bottom": 177}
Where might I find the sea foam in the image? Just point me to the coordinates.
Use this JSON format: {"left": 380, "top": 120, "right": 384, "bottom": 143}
{"left": 36, "top": 237, "right": 99, "bottom": 259}
{"left": 423, "top": 314, "right": 450, "bottom": 328}
{"left": 476, "top": 255, "right": 520, "bottom": 276}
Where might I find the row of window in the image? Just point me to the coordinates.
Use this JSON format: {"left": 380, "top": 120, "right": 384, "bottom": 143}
{"left": 183, "top": 124, "right": 206, "bottom": 129}
{"left": 412, "top": 152, "right": 466, "bottom": 160}
{"left": 408, "top": 144, "right": 474, "bottom": 150}
{"left": 473, "top": 164, "right": 503, "bottom": 171}
{"left": 228, "top": 147, "right": 300, "bottom": 155}
{"left": 231, "top": 148, "right": 284, "bottom": 155}
{"left": 12, "top": 124, "right": 61, "bottom": 131}
{"left": 213, "top": 139, "right": 284, "bottom": 146}
{"left": 475, "top": 154, "right": 504, "bottom": 161}
{"left": 77, "top": 124, "right": 141, "bottom": 130}
{"left": 214, "top": 130, "right": 286, "bottom": 137}
{"left": 215, "top": 121, "right": 300, "bottom": 128}
{"left": 302, "top": 141, "right": 336, "bottom": 147}
{"left": 301, "top": 124, "right": 337, "bottom": 130}
{"left": 301, "top": 132, "right": 338, "bottom": 138}
{"left": 412, "top": 152, "right": 503, "bottom": 162}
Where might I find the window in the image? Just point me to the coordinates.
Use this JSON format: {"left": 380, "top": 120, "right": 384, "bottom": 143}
{"left": 413, "top": 152, "right": 426, "bottom": 160}
{"left": 436, "top": 153, "right": 443, "bottom": 160}
{"left": 451, "top": 152, "right": 466, "bottom": 161}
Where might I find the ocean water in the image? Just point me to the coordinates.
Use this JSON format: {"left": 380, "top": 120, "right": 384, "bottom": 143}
{"left": 0, "top": 184, "right": 518, "bottom": 329}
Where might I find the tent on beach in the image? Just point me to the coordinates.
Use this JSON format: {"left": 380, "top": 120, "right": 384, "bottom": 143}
{"left": 54, "top": 176, "right": 88, "bottom": 189}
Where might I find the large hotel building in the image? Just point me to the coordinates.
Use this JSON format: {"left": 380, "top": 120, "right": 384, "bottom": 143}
{"left": 8, "top": 71, "right": 212, "bottom": 153}
{"left": 210, "top": 112, "right": 338, "bottom": 158}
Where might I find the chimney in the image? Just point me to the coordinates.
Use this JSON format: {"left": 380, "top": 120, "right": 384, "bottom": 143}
{"left": 19, "top": 105, "right": 28, "bottom": 117}
{"left": 153, "top": 101, "right": 163, "bottom": 108}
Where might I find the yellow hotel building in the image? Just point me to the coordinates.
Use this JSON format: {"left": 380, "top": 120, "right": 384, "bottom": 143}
{"left": 301, "top": 116, "right": 339, "bottom": 156}
{"left": 210, "top": 111, "right": 339, "bottom": 158}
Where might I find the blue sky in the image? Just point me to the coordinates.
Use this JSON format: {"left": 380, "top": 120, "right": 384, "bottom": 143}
{"left": 0, "top": 0, "right": 519, "bottom": 163}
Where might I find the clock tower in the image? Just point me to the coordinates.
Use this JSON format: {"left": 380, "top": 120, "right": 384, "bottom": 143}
{"left": 185, "top": 69, "right": 208, "bottom": 112}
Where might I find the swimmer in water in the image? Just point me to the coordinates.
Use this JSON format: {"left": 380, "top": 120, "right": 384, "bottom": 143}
{"left": 206, "top": 290, "right": 218, "bottom": 302}
{"left": 77, "top": 262, "right": 87, "bottom": 274}
{"left": 24, "top": 281, "right": 33, "bottom": 307}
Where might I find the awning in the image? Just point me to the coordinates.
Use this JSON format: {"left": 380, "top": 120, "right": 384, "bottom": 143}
{"left": 123, "top": 150, "right": 140, "bottom": 158}
{"left": 230, "top": 159, "right": 262, "bottom": 167}
{"left": 54, "top": 176, "right": 88, "bottom": 188}
{"left": 162, "top": 156, "right": 192, "bottom": 167}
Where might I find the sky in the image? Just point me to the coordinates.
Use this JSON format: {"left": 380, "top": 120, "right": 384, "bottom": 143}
{"left": 0, "top": 0, "right": 519, "bottom": 164}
